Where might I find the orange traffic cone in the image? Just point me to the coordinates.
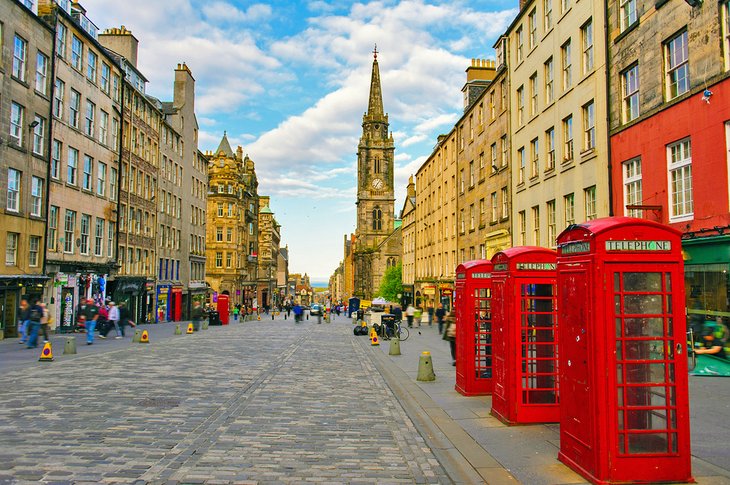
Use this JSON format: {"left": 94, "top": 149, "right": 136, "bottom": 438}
{"left": 371, "top": 334, "right": 380, "bottom": 346}
{"left": 39, "top": 341, "right": 54, "bottom": 361}
{"left": 140, "top": 330, "right": 150, "bottom": 343}
{"left": 186, "top": 323, "right": 194, "bottom": 334}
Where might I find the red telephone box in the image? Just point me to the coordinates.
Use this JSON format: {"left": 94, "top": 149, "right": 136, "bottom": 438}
{"left": 556, "top": 217, "right": 692, "bottom": 484}
{"left": 172, "top": 288, "right": 182, "bottom": 322}
{"left": 217, "top": 294, "right": 230, "bottom": 325}
{"left": 454, "top": 260, "right": 494, "bottom": 396}
{"left": 490, "top": 247, "right": 559, "bottom": 425}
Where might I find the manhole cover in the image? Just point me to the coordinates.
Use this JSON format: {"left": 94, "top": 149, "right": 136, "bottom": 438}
{"left": 137, "top": 397, "right": 181, "bottom": 409}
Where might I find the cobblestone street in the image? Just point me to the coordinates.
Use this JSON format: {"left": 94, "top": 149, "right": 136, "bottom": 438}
{"left": 0, "top": 316, "right": 450, "bottom": 484}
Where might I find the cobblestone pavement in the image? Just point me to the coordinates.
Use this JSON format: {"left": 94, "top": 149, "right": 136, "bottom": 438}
{"left": 0, "top": 315, "right": 452, "bottom": 484}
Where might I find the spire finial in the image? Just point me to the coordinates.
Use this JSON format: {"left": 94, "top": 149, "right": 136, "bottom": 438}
{"left": 373, "top": 44, "right": 378, "bottom": 61}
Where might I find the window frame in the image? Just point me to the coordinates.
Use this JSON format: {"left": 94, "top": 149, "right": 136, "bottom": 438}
{"left": 71, "top": 34, "right": 82, "bottom": 71}
{"left": 5, "top": 232, "right": 18, "bottom": 266}
{"left": 35, "top": 51, "right": 49, "bottom": 95}
{"left": 667, "top": 138, "right": 693, "bottom": 222}
{"left": 622, "top": 157, "right": 643, "bottom": 217}
{"left": 7, "top": 168, "right": 21, "bottom": 212}
{"left": 582, "top": 100, "right": 595, "bottom": 151}
{"left": 665, "top": 30, "right": 689, "bottom": 100}
{"left": 12, "top": 34, "right": 27, "bottom": 81}
{"left": 30, "top": 176, "right": 42, "bottom": 217}
{"left": 10, "top": 102, "right": 24, "bottom": 146}
{"left": 622, "top": 64, "right": 640, "bottom": 123}
{"left": 582, "top": 19, "right": 594, "bottom": 74}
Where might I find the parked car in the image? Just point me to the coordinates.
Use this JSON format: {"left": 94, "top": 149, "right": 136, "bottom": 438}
{"left": 310, "top": 304, "right": 322, "bottom": 315}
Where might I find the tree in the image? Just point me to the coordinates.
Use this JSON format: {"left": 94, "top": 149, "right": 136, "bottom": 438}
{"left": 378, "top": 263, "right": 403, "bottom": 303}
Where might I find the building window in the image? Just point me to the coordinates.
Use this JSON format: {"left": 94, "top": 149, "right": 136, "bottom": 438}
{"left": 7, "top": 168, "right": 20, "bottom": 212}
{"left": 216, "top": 227, "right": 223, "bottom": 242}
{"left": 69, "top": 89, "right": 80, "bottom": 128}
{"left": 622, "top": 64, "right": 639, "bottom": 123}
{"left": 67, "top": 147, "right": 78, "bottom": 185}
{"left": 501, "top": 187, "right": 509, "bottom": 219}
{"left": 48, "top": 206, "right": 58, "bottom": 251}
{"left": 724, "top": 2, "right": 730, "bottom": 71}
{"left": 564, "top": 193, "right": 575, "bottom": 226}
{"left": 53, "top": 78, "right": 64, "bottom": 118}
{"left": 64, "top": 210, "right": 76, "bottom": 254}
{"left": 480, "top": 198, "right": 486, "bottom": 225}
{"left": 87, "top": 50, "right": 97, "bottom": 82}
{"left": 490, "top": 143, "right": 498, "bottom": 172}
{"left": 56, "top": 22, "right": 67, "bottom": 58}
{"left": 470, "top": 204, "right": 475, "bottom": 230}
{"left": 561, "top": 39, "right": 572, "bottom": 90}
{"left": 80, "top": 214, "right": 90, "bottom": 255}
{"left": 31, "top": 176, "right": 42, "bottom": 217}
{"left": 35, "top": 52, "right": 48, "bottom": 95}
{"left": 583, "top": 101, "right": 595, "bottom": 151}
{"left": 547, "top": 200, "right": 556, "bottom": 246}
{"left": 491, "top": 192, "right": 498, "bottom": 223}
{"left": 545, "top": 127, "right": 555, "bottom": 171}
{"left": 108, "top": 222, "right": 115, "bottom": 258}
{"left": 71, "top": 34, "right": 82, "bottom": 70}
{"left": 584, "top": 185, "right": 597, "bottom": 220}
{"left": 99, "top": 110, "right": 108, "bottom": 145}
{"left": 10, "top": 102, "right": 24, "bottom": 146}
{"left": 372, "top": 207, "right": 382, "bottom": 230}
{"left": 544, "top": 0, "right": 553, "bottom": 30}
{"left": 530, "top": 73, "right": 538, "bottom": 116}
{"left": 665, "top": 31, "right": 689, "bottom": 100}
{"left": 85, "top": 100, "right": 95, "bottom": 137}
{"left": 27, "top": 234, "right": 40, "bottom": 267}
{"left": 582, "top": 20, "right": 594, "bottom": 74}
{"left": 501, "top": 135, "right": 508, "bottom": 167}
{"left": 31, "top": 116, "right": 45, "bottom": 155}
{"left": 226, "top": 252, "right": 232, "bottom": 268}
{"left": 97, "top": 162, "right": 106, "bottom": 196}
{"left": 51, "top": 140, "right": 61, "bottom": 179}
{"left": 518, "top": 211, "right": 526, "bottom": 245}
{"left": 623, "top": 158, "right": 642, "bottom": 217}
{"left": 518, "top": 147, "right": 525, "bottom": 184}
{"left": 94, "top": 218, "right": 104, "bottom": 256}
{"left": 459, "top": 169, "right": 465, "bottom": 193}
{"left": 528, "top": 9, "right": 537, "bottom": 49}
{"left": 620, "top": 0, "right": 637, "bottom": 32}
{"left": 517, "top": 26, "right": 524, "bottom": 62}
{"left": 469, "top": 161, "right": 475, "bottom": 187}
{"left": 532, "top": 206, "right": 540, "bottom": 245}
{"left": 530, "top": 138, "right": 539, "bottom": 178}
{"left": 460, "top": 209, "right": 465, "bottom": 233}
{"left": 215, "top": 252, "right": 222, "bottom": 268}
{"left": 82, "top": 155, "right": 93, "bottom": 190}
{"left": 668, "top": 138, "right": 693, "bottom": 220}
{"left": 101, "top": 62, "right": 110, "bottom": 93}
{"left": 5, "top": 233, "right": 18, "bottom": 266}
{"left": 12, "top": 35, "right": 27, "bottom": 81}
{"left": 226, "top": 227, "right": 233, "bottom": 242}
{"left": 217, "top": 203, "right": 223, "bottom": 217}
{"left": 545, "top": 57, "right": 554, "bottom": 104}
{"left": 563, "top": 115, "right": 573, "bottom": 161}
{"left": 517, "top": 86, "right": 524, "bottom": 126}
{"left": 562, "top": 0, "right": 570, "bottom": 14}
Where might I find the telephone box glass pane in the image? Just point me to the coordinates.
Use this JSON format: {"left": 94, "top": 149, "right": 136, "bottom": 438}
{"left": 614, "top": 270, "right": 674, "bottom": 456}
{"left": 520, "top": 283, "right": 558, "bottom": 405}
{"left": 474, "top": 287, "right": 492, "bottom": 379}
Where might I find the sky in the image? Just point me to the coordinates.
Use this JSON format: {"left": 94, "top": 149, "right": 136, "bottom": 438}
{"left": 90, "top": 0, "right": 518, "bottom": 283}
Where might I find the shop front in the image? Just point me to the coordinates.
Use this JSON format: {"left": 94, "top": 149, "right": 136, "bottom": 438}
{"left": 156, "top": 284, "right": 171, "bottom": 322}
{"left": 683, "top": 234, "right": 730, "bottom": 322}
{"left": 0, "top": 275, "right": 47, "bottom": 339}
{"left": 108, "top": 277, "right": 153, "bottom": 325}
{"left": 49, "top": 272, "right": 107, "bottom": 334}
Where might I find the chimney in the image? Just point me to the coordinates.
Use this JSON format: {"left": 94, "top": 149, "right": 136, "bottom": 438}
{"left": 236, "top": 146, "right": 243, "bottom": 162}
{"left": 98, "top": 26, "right": 139, "bottom": 67}
{"left": 462, "top": 59, "right": 497, "bottom": 110}
{"left": 174, "top": 62, "right": 195, "bottom": 111}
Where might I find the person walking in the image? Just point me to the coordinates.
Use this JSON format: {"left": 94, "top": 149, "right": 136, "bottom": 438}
{"left": 117, "top": 302, "right": 135, "bottom": 337}
{"left": 102, "top": 301, "right": 121, "bottom": 339}
{"left": 97, "top": 301, "right": 109, "bottom": 338}
{"left": 84, "top": 298, "right": 99, "bottom": 345}
{"left": 17, "top": 297, "right": 30, "bottom": 345}
{"left": 405, "top": 304, "right": 416, "bottom": 328}
{"left": 442, "top": 311, "right": 456, "bottom": 366}
{"left": 192, "top": 300, "right": 204, "bottom": 331}
{"left": 25, "top": 297, "right": 44, "bottom": 349}
{"left": 435, "top": 303, "right": 446, "bottom": 335}
{"left": 40, "top": 302, "right": 51, "bottom": 343}
{"left": 232, "top": 306, "right": 239, "bottom": 322}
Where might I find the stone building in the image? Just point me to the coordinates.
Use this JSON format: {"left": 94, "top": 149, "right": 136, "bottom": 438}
{"left": 98, "top": 26, "right": 159, "bottom": 325}
{"left": 289, "top": 272, "right": 312, "bottom": 306}
{"left": 39, "top": 0, "right": 123, "bottom": 331}
{"left": 399, "top": 176, "right": 416, "bottom": 306}
{"left": 607, "top": 0, "right": 730, "bottom": 318}
{"left": 205, "top": 134, "right": 259, "bottom": 309}
{"left": 277, "top": 245, "right": 289, "bottom": 303}
{"left": 0, "top": 0, "right": 53, "bottom": 338}
{"left": 352, "top": 49, "right": 401, "bottom": 300}
{"left": 506, "top": 0, "right": 610, "bottom": 247}
{"left": 257, "top": 195, "right": 280, "bottom": 309}
{"left": 414, "top": 129, "right": 458, "bottom": 310}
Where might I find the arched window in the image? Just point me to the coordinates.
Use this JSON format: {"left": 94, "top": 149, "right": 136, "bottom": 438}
{"left": 387, "top": 257, "right": 396, "bottom": 268}
{"left": 372, "top": 207, "right": 382, "bottom": 230}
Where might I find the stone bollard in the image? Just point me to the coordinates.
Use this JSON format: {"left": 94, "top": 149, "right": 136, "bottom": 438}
{"left": 174, "top": 324, "right": 182, "bottom": 335}
{"left": 202, "top": 320, "right": 209, "bottom": 330}
{"left": 417, "top": 351, "right": 436, "bottom": 381}
{"left": 389, "top": 337, "right": 401, "bottom": 356}
{"left": 132, "top": 328, "right": 142, "bottom": 343}
{"left": 63, "top": 336, "right": 77, "bottom": 355}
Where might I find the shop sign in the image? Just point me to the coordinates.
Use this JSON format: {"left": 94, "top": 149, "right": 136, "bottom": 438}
{"left": 423, "top": 286, "right": 436, "bottom": 295}
{"left": 516, "top": 263, "right": 556, "bottom": 271}
{"left": 605, "top": 240, "right": 671, "bottom": 252}
{"left": 560, "top": 241, "right": 591, "bottom": 254}
{"left": 441, "top": 288, "right": 453, "bottom": 296}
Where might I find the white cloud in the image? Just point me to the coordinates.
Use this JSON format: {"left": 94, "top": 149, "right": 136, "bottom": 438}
{"left": 202, "top": 2, "right": 273, "bottom": 23}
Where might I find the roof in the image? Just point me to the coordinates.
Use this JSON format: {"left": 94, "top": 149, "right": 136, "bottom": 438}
{"left": 215, "top": 133, "right": 235, "bottom": 158}
{"left": 456, "top": 260, "right": 493, "bottom": 272}
{"left": 260, "top": 206, "right": 273, "bottom": 214}
{"left": 557, "top": 216, "right": 681, "bottom": 240}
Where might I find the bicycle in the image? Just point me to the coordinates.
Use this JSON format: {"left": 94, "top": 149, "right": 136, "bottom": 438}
{"left": 382, "top": 320, "right": 409, "bottom": 341}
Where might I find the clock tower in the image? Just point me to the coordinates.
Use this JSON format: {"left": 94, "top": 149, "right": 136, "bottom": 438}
{"left": 356, "top": 46, "right": 395, "bottom": 249}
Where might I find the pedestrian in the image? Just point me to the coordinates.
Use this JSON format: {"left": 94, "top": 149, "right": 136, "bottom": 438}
{"left": 392, "top": 305, "right": 403, "bottom": 324}
{"left": 75, "top": 299, "right": 88, "bottom": 333}
{"left": 102, "top": 301, "right": 122, "bottom": 339}
{"left": 435, "top": 303, "right": 446, "bottom": 334}
{"left": 442, "top": 311, "right": 456, "bottom": 366}
{"left": 293, "top": 303, "right": 303, "bottom": 323}
{"left": 233, "top": 306, "right": 239, "bottom": 322}
{"left": 118, "top": 302, "right": 132, "bottom": 336}
{"left": 25, "top": 297, "right": 44, "bottom": 349}
{"left": 17, "top": 297, "right": 30, "bottom": 344}
{"left": 192, "top": 300, "right": 204, "bottom": 331}
{"left": 405, "top": 304, "right": 415, "bottom": 328}
{"left": 84, "top": 298, "right": 99, "bottom": 345}
{"left": 97, "top": 301, "right": 109, "bottom": 338}
{"left": 40, "top": 302, "right": 51, "bottom": 343}
{"left": 427, "top": 305, "right": 434, "bottom": 326}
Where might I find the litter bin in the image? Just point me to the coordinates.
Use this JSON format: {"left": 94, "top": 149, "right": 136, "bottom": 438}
{"left": 381, "top": 314, "right": 396, "bottom": 338}
{"left": 208, "top": 311, "right": 221, "bottom": 326}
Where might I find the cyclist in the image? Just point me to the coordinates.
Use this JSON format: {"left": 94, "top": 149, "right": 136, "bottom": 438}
{"left": 694, "top": 316, "right": 728, "bottom": 359}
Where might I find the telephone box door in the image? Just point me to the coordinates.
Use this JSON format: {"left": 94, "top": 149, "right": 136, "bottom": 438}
{"left": 217, "top": 294, "right": 230, "bottom": 325}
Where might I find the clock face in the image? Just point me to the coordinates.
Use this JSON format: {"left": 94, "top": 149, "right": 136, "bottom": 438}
{"left": 371, "top": 178, "right": 384, "bottom": 190}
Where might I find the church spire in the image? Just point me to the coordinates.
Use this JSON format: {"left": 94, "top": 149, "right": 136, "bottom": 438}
{"left": 367, "top": 44, "right": 384, "bottom": 117}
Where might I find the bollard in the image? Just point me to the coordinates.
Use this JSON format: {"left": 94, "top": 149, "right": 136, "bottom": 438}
{"left": 417, "top": 351, "right": 436, "bottom": 381}
{"left": 272, "top": 314, "right": 275, "bottom": 320}
{"left": 63, "top": 337, "right": 77, "bottom": 355}
{"left": 132, "top": 328, "right": 142, "bottom": 343}
{"left": 389, "top": 337, "right": 401, "bottom": 356}
{"left": 174, "top": 324, "right": 182, "bottom": 335}
{"left": 202, "top": 320, "right": 209, "bottom": 330}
